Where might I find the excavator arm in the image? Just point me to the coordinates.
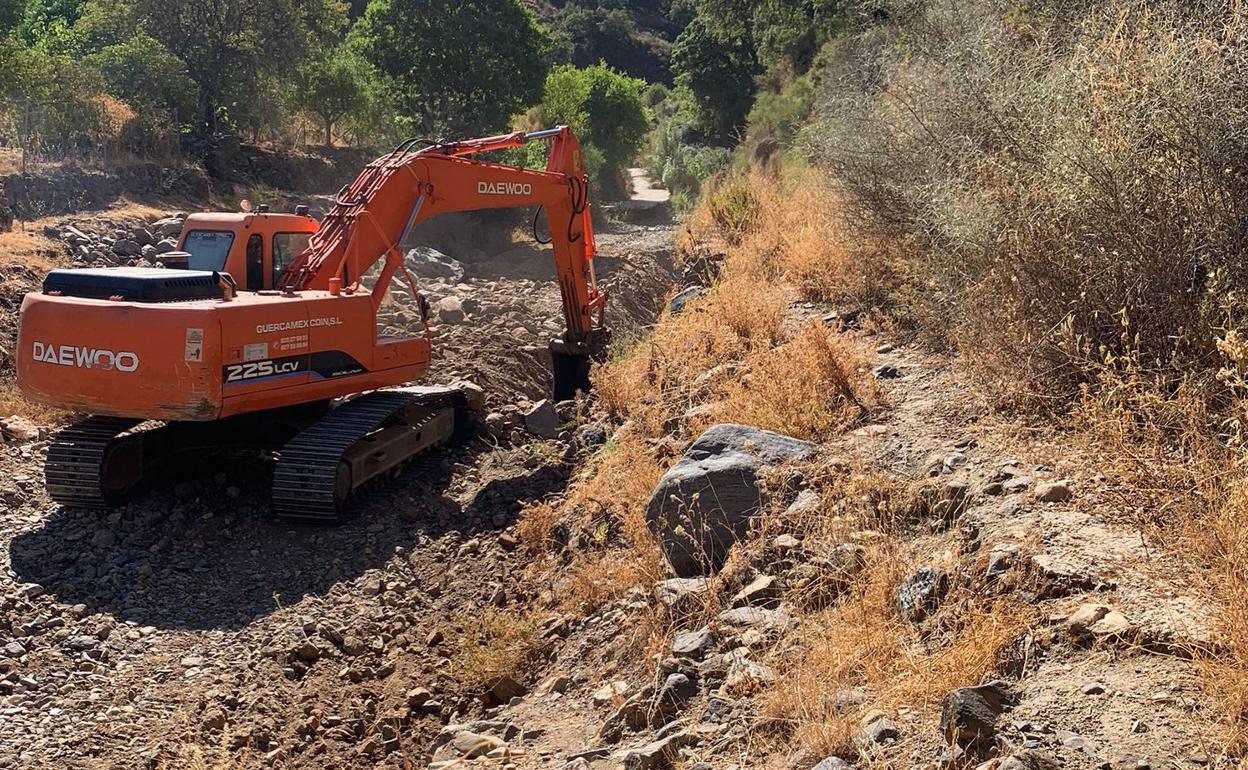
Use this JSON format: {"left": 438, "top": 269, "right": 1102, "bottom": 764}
{"left": 278, "top": 127, "right": 608, "bottom": 396}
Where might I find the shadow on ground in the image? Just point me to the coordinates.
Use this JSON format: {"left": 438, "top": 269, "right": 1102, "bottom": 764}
{"left": 9, "top": 444, "right": 568, "bottom": 631}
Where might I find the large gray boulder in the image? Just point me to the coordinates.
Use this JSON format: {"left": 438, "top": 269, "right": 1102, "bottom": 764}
{"left": 645, "top": 424, "right": 815, "bottom": 576}
{"left": 405, "top": 246, "right": 464, "bottom": 282}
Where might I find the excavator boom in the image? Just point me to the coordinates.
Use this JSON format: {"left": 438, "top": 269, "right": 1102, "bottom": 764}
{"left": 280, "top": 127, "right": 607, "bottom": 363}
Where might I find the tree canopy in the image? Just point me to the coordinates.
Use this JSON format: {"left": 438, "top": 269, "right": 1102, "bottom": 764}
{"left": 350, "top": 0, "right": 550, "bottom": 138}
{"left": 671, "top": 14, "right": 758, "bottom": 138}
{"left": 540, "top": 63, "right": 649, "bottom": 193}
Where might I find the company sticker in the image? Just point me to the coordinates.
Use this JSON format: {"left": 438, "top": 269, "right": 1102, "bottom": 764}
{"left": 184, "top": 328, "right": 203, "bottom": 363}
{"left": 243, "top": 342, "right": 270, "bottom": 362}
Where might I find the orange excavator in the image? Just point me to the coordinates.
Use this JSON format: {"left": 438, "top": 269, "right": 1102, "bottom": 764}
{"left": 15, "top": 127, "right": 609, "bottom": 521}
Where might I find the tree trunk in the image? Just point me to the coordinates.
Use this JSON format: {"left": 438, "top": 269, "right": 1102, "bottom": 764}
{"left": 325, "top": 119, "right": 333, "bottom": 147}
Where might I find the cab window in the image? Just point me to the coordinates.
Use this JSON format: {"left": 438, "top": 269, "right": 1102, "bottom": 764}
{"left": 182, "top": 230, "right": 235, "bottom": 272}
{"left": 273, "top": 232, "right": 312, "bottom": 285}
{"left": 245, "top": 234, "right": 263, "bottom": 291}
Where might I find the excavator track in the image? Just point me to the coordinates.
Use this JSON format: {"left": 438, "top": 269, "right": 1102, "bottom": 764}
{"left": 271, "top": 389, "right": 467, "bottom": 523}
{"left": 45, "top": 416, "right": 144, "bottom": 508}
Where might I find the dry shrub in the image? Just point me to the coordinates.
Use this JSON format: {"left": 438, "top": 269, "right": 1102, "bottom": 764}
{"left": 522, "top": 161, "right": 879, "bottom": 622}
{"left": 761, "top": 547, "right": 1031, "bottom": 755}
{"left": 740, "top": 168, "right": 900, "bottom": 308}
{"left": 1073, "top": 365, "right": 1248, "bottom": 747}
{"left": 1194, "top": 480, "right": 1248, "bottom": 750}
{"left": 812, "top": 0, "right": 1248, "bottom": 407}
{"left": 595, "top": 271, "right": 788, "bottom": 438}
{"left": 704, "top": 173, "right": 761, "bottom": 245}
{"left": 520, "top": 434, "right": 667, "bottom": 614}
{"left": 596, "top": 263, "right": 877, "bottom": 443}
{"left": 450, "top": 609, "right": 542, "bottom": 693}
{"left": 712, "top": 323, "right": 877, "bottom": 438}
{"left": 0, "top": 378, "right": 66, "bottom": 425}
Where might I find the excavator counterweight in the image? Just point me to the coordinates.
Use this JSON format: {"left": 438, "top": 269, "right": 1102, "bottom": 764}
{"left": 15, "top": 127, "right": 609, "bottom": 519}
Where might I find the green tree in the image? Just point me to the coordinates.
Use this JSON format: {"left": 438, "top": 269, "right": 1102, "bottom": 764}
{"left": 549, "top": 3, "right": 670, "bottom": 83}
{"left": 351, "top": 0, "right": 550, "bottom": 137}
{"left": 695, "top": 0, "right": 842, "bottom": 73}
{"left": 0, "top": 0, "right": 24, "bottom": 35}
{"left": 17, "top": 0, "right": 85, "bottom": 52}
{"left": 540, "top": 63, "right": 649, "bottom": 195}
{"left": 125, "top": 0, "right": 347, "bottom": 134}
{"left": 753, "top": 0, "right": 842, "bottom": 72}
{"left": 299, "top": 47, "right": 374, "bottom": 146}
{"left": 671, "top": 14, "right": 757, "bottom": 139}
{"left": 85, "top": 34, "right": 196, "bottom": 116}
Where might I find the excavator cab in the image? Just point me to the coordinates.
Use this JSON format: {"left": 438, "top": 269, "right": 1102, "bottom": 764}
{"left": 167, "top": 209, "right": 319, "bottom": 292}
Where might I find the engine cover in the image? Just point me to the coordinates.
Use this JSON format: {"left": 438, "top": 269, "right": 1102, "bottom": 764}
{"left": 43, "top": 267, "right": 228, "bottom": 302}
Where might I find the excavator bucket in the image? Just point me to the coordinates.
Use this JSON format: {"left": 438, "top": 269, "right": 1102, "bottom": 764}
{"left": 551, "top": 350, "right": 592, "bottom": 401}
{"left": 549, "top": 328, "right": 610, "bottom": 401}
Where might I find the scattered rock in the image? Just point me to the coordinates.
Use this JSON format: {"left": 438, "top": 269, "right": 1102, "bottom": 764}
{"left": 717, "top": 606, "right": 788, "bottom": 630}
{"left": 854, "top": 715, "right": 900, "bottom": 750}
{"left": 812, "top": 757, "right": 854, "bottom": 770}
{"left": 657, "top": 672, "right": 698, "bottom": 713}
{"left": 896, "top": 566, "right": 949, "bottom": 622}
{"left": 489, "top": 675, "right": 525, "bottom": 702}
{"left": 622, "top": 730, "right": 696, "bottom": 770}
{"left": 940, "top": 681, "right": 1016, "bottom": 748}
{"left": 1003, "top": 476, "right": 1031, "bottom": 494}
{"left": 524, "top": 399, "right": 561, "bottom": 439}
{"left": 1034, "top": 480, "right": 1072, "bottom": 503}
{"left": 995, "top": 752, "right": 1062, "bottom": 770}
{"left": 294, "top": 641, "right": 322, "bottom": 663}
{"left": 1081, "top": 681, "right": 1106, "bottom": 695}
{"left": 731, "top": 574, "right": 778, "bottom": 607}
{"left": 986, "top": 544, "right": 1019, "bottom": 580}
{"left": 645, "top": 424, "right": 815, "bottom": 576}
{"left": 448, "top": 730, "right": 505, "bottom": 759}
{"left": 406, "top": 246, "right": 465, "bottom": 282}
{"left": 773, "top": 533, "right": 802, "bottom": 551}
{"left": 724, "top": 658, "right": 775, "bottom": 694}
{"left": 435, "top": 296, "right": 466, "bottom": 324}
{"left": 0, "top": 415, "right": 39, "bottom": 442}
{"left": 671, "top": 627, "right": 714, "bottom": 659}
{"left": 592, "top": 681, "right": 630, "bottom": 707}
{"left": 654, "top": 577, "right": 711, "bottom": 614}
{"left": 669, "top": 286, "right": 707, "bottom": 315}
{"left": 1067, "top": 604, "right": 1134, "bottom": 641}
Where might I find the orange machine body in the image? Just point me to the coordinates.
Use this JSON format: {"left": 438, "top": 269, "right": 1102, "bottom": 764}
{"left": 16, "top": 126, "right": 607, "bottom": 421}
{"left": 18, "top": 286, "right": 430, "bottom": 421}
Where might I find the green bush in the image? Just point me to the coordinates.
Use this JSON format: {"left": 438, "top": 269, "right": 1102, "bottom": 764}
{"left": 644, "top": 86, "right": 730, "bottom": 212}
{"left": 86, "top": 34, "right": 196, "bottom": 117}
{"left": 705, "top": 173, "right": 758, "bottom": 243}
{"left": 539, "top": 63, "right": 649, "bottom": 197}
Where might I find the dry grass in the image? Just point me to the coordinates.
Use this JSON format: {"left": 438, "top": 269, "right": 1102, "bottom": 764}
{"left": 1071, "top": 365, "right": 1248, "bottom": 748}
{"left": 0, "top": 377, "right": 68, "bottom": 425}
{"left": 0, "top": 227, "right": 60, "bottom": 272}
{"left": 810, "top": 0, "right": 1248, "bottom": 409}
{"left": 450, "top": 609, "right": 542, "bottom": 695}
{"left": 521, "top": 164, "right": 881, "bottom": 629}
{"left": 711, "top": 323, "right": 876, "bottom": 438}
{"left": 760, "top": 544, "right": 1031, "bottom": 756}
{"left": 520, "top": 434, "right": 667, "bottom": 615}
{"left": 687, "top": 168, "right": 899, "bottom": 310}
